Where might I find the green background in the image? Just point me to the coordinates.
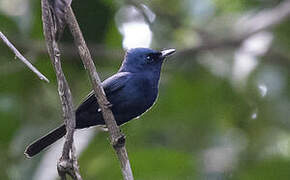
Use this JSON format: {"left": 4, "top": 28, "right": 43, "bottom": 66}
{"left": 1, "top": 0, "right": 290, "bottom": 179}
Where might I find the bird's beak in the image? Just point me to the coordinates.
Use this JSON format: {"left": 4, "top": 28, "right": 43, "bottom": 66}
{"left": 160, "top": 49, "right": 176, "bottom": 58}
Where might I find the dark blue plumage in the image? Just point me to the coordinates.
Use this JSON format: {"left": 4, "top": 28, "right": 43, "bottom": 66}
{"left": 25, "top": 48, "right": 175, "bottom": 157}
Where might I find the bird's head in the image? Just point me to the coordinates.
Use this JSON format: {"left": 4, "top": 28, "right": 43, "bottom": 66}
{"left": 119, "top": 48, "right": 175, "bottom": 73}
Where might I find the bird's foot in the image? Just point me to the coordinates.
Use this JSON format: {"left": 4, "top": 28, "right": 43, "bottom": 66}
{"left": 104, "top": 101, "right": 113, "bottom": 109}
{"left": 112, "top": 134, "right": 126, "bottom": 149}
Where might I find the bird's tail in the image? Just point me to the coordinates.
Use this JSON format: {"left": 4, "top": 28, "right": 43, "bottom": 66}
{"left": 24, "top": 124, "right": 66, "bottom": 158}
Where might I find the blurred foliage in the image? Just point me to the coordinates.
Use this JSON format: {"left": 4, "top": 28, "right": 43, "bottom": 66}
{"left": 1, "top": 0, "right": 290, "bottom": 180}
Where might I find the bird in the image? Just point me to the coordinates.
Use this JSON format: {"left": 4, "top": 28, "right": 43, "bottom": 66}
{"left": 24, "top": 47, "right": 176, "bottom": 158}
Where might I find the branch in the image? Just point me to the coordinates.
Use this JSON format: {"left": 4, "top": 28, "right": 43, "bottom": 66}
{"left": 11, "top": 39, "right": 122, "bottom": 61}
{"left": 41, "top": 0, "right": 82, "bottom": 179}
{"left": 0, "top": 31, "right": 49, "bottom": 82}
{"left": 32, "top": 129, "right": 96, "bottom": 180}
{"left": 178, "top": 38, "right": 242, "bottom": 57}
{"left": 179, "top": 0, "right": 290, "bottom": 58}
{"left": 65, "top": 6, "right": 134, "bottom": 180}
{"left": 235, "top": 0, "right": 290, "bottom": 37}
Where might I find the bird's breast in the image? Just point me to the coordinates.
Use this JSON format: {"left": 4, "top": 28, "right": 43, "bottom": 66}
{"left": 124, "top": 76, "right": 157, "bottom": 108}
{"left": 109, "top": 74, "right": 159, "bottom": 124}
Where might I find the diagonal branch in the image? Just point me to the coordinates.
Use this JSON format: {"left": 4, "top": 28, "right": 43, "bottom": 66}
{"left": 235, "top": 0, "right": 290, "bottom": 37}
{"left": 41, "top": 0, "right": 82, "bottom": 179}
{"left": 178, "top": 0, "right": 290, "bottom": 58}
{"left": 0, "top": 31, "right": 49, "bottom": 82}
{"left": 65, "top": 6, "right": 134, "bottom": 180}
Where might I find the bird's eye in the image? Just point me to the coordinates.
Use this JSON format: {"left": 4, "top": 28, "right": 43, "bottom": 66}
{"left": 146, "top": 55, "right": 153, "bottom": 62}
{"left": 146, "top": 53, "right": 161, "bottom": 63}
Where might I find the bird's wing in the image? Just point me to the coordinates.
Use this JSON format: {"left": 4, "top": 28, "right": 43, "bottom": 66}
{"left": 102, "top": 72, "right": 131, "bottom": 95}
{"left": 77, "top": 72, "right": 131, "bottom": 108}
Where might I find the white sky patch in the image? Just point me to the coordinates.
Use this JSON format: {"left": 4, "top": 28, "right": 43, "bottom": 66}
{"left": 232, "top": 51, "right": 258, "bottom": 87}
{"left": 251, "top": 108, "right": 258, "bottom": 120}
{"left": 258, "top": 84, "right": 268, "bottom": 97}
{"left": 120, "top": 22, "right": 152, "bottom": 50}
{"left": 242, "top": 32, "right": 273, "bottom": 56}
{"left": 115, "top": 5, "right": 154, "bottom": 50}
{"left": 251, "top": 112, "right": 257, "bottom": 119}
{"left": 232, "top": 32, "right": 273, "bottom": 89}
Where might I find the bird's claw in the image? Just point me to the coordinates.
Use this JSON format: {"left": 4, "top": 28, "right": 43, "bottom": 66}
{"left": 112, "top": 134, "right": 126, "bottom": 149}
{"left": 105, "top": 101, "right": 113, "bottom": 109}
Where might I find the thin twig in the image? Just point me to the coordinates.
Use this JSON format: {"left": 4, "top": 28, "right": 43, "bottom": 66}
{"left": 65, "top": 6, "right": 134, "bottom": 180}
{"left": 0, "top": 31, "right": 49, "bottom": 82}
{"left": 41, "top": 0, "right": 82, "bottom": 179}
